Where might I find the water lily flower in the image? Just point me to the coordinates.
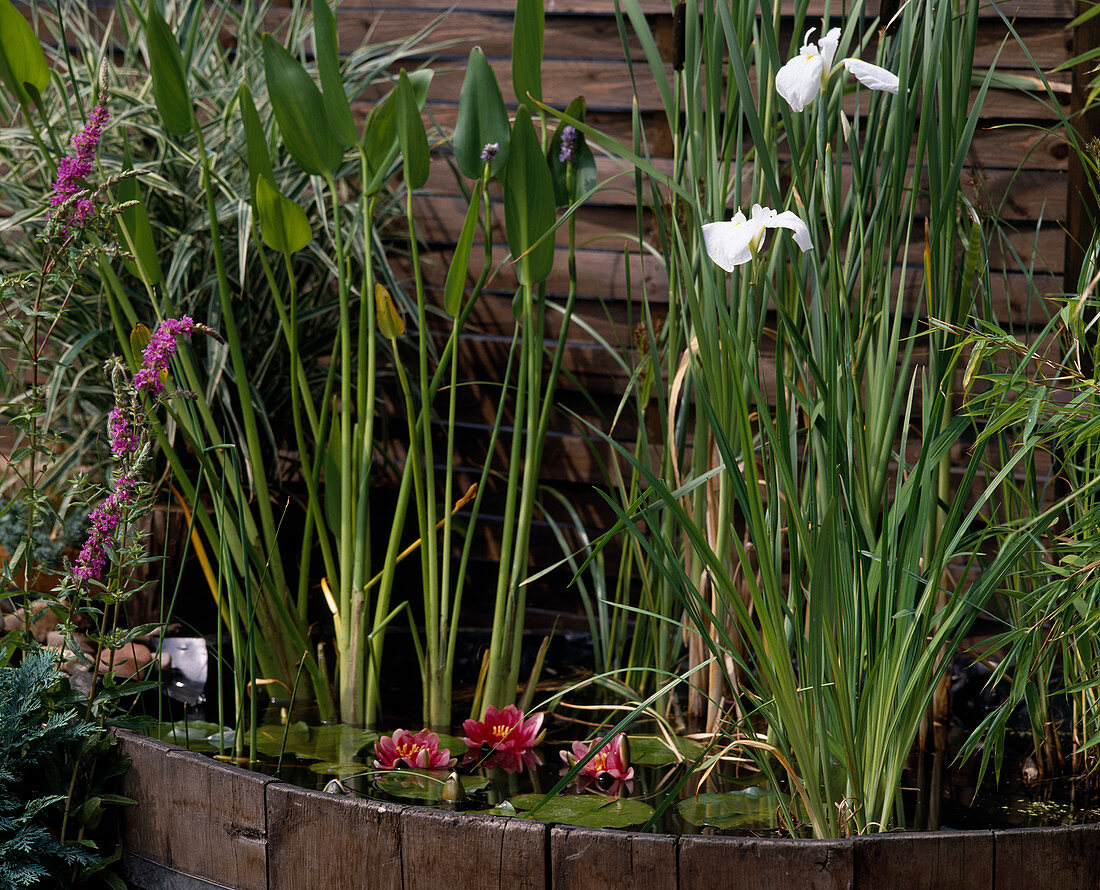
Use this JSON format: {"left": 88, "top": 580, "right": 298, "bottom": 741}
{"left": 466, "top": 747, "right": 544, "bottom": 774}
{"left": 560, "top": 732, "right": 634, "bottom": 782}
{"left": 702, "top": 204, "right": 812, "bottom": 272}
{"left": 373, "top": 729, "right": 457, "bottom": 770}
{"left": 462, "top": 705, "right": 544, "bottom": 755}
{"left": 776, "top": 27, "right": 899, "bottom": 112}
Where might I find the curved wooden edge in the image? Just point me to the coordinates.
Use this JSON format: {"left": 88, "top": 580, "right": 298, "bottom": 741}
{"left": 112, "top": 729, "right": 1100, "bottom": 890}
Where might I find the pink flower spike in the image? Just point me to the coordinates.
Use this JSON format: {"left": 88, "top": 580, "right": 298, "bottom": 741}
{"left": 373, "top": 729, "right": 456, "bottom": 771}
{"left": 134, "top": 316, "right": 195, "bottom": 394}
{"left": 462, "top": 705, "right": 544, "bottom": 754}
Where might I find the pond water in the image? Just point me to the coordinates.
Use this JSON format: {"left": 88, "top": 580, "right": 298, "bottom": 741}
{"left": 141, "top": 712, "right": 1100, "bottom": 835}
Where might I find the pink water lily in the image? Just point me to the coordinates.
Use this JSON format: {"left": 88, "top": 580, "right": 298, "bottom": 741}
{"left": 560, "top": 732, "right": 634, "bottom": 782}
{"left": 463, "top": 705, "right": 544, "bottom": 755}
{"left": 373, "top": 729, "right": 456, "bottom": 770}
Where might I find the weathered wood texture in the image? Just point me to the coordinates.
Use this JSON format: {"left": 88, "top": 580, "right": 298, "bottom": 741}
{"left": 550, "top": 825, "right": 678, "bottom": 889}
{"left": 678, "top": 835, "right": 853, "bottom": 890}
{"left": 266, "top": 783, "right": 406, "bottom": 889}
{"left": 401, "top": 807, "right": 548, "bottom": 890}
{"left": 114, "top": 731, "right": 1100, "bottom": 890}
{"left": 851, "top": 830, "right": 994, "bottom": 890}
{"left": 993, "top": 824, "right": 1100, "bottom": 890}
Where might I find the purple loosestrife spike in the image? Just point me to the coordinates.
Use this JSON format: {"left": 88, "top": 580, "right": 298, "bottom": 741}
{"left": 107, "top": 407, "right": 139, "bottom": 457}
{"left": 71, "top": 474, "right": 137, "bottom": 582}
{"left": 558, "top": 125, "right": 577, "bottom": 163}
{"left": 49, "top": 104, "right": 109, "bottom": 235}
{"left": 133, "top": 316, "right": 195, "bottom": 394}
{"left": 480, "top": 142, "right": 499, "bottom": 162}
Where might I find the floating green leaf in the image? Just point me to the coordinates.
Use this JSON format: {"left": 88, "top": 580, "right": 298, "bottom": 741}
{"left": 145, "top": 6, "right": 194, "bottom": 135}
{"left": 512, "top": 0, "right": 543, "bottom": 111}
{"left": 312, "top": 0, "right": 357, "bottom": 147}
{"left": 395, "top": 69, "right": 429, "bottom": 190}
{"left": 510, "top": 793, "right": 654, "bottom": 829}
{"left": 453, "top": 47, "right": 510, "bottom": 180}
{"left": 145, "top": 720, "right": 228, "bottom": 753}
{"left": 547, "top": 97, "right": 597, "bottom": 208}
{"left": 503, "top": 107, "right": 555, "bottom": 287}
{"left": 255, "top": 175, "right": 312, "bottom": 255}
{"left": 443, "top": 178, "right": 483, "bottom": 316}
{"left": 0, "top": 0, "right": 49, "bottom": 106}
{"left": 677, "top": 787, "right": 779, "bottom": 830}
{"left": 627, "top": 734, "right": 704, "bottom": 766}
{"left": 252, "top": 722, "right": 377, "bottom": 762}
{"left": 308, "top": 761, "right": 373, "bottom": 777}
{"left": 262, "top": 33, "right": 341, "bottom": 177}
{"left": 374, "top": 770, "right": 488, "bottom": 802}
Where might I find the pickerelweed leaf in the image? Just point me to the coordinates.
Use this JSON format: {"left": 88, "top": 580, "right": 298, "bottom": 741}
{"left": 547, "top": 97, "right": 597, "bottom": 208}
{"left": 255, "top": 175, "right": 311, "bottom": 254}
{"left": 145, "top": 6, "right": 194, "bottom": 136}
{"left": 262, "top": 33, "right": 341, "bottom": 177}
{"left": 443, "top": 178, "right": 483, "bottom": 316}
{"left": 509, "top": 793, "right": 654, "bottom": 829}
{"left": 512, "top": 0, "right": 543, "bottom": 112}
{"left": 313, "top": 0, "right": 357, "bottom": 147}
{"left": 453, "top": 47, "right": 510, "bottom": 180}
{"left": 115, "top": 151, "right": 164, "bottom": 288}
{"left": 362, "top": 70, "right": 432, "bottom": 193}
{"left": 0, "top": 0, "right": 49, "bottom": 107}
{"left": 503, "top": 107, "right": 555, "bottom": 287}
{"left": 236, "top": 84, "right": 275, "bottom": 201}
{"left": 395, "top": 69, "right": 429, "bottom": 191}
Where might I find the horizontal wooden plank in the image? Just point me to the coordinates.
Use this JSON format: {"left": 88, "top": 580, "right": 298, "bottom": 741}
{"left": 349, "top": 1, "right": 1074, "bottom": 21}
{"left": 361, "top": 57, "right": 1072, "bottom": 119}
{"left": 353, "top": 12, "right": 1075, "bottom": 72}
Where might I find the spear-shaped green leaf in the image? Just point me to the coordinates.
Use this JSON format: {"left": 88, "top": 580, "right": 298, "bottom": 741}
{"left": 0, "top": 0, "right": 49, "bottom": 106}
{"left": 504, "top": 106, "right": 555, "bottom": 287}
{"left": 255, "top": 175, "right": 312, "bottom": 255}
{"left": 512, "top": 0, "right": 544, "bottom": 112}
{"left": 395, "top": 69, "right": 429, "bottom": 191}
{"left": 548, "top": 96, "right": 597, "bottom": 208}
{"left": 362, "top": 70, "right": 432, "bottom": 194}
{"left": 236, "top": 84, "right": 275, "bottom": 201}
{"left": 262, "top": 33, "right": 341, "bottom": 177}
{"left": 313, "top": 0, "right": 357, "bottom": 147}
{"left": 115, "top": 148, "right": 163, "bottom": 287}
{"left": 443, "top": 178, "right": 483, "bottom": 316}
{"left": 145, "top": 5, "right": 195, "bottom": 135}
{"left": 453, "top": 47, "right": 510, "bottom": 180}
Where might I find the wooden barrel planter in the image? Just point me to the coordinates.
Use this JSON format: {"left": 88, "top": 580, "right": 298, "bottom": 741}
{"left": 113, "top": 729, "right": 1100, "bottom": 890}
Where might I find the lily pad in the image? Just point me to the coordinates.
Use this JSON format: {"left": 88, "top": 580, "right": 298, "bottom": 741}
{"left": 308, "top": 761, "right": 373, "bottom": 778}
{"left": 628, "top": 735, "right": 704, "bottom": 766}
{"left": 254, "top": 723, "right": 378, "bottom": 762}
{"left": 509, "top": 793, "right": 654, "bottom": 829}
{"left": 373, "top": 770, "right": 489, "bottom": 802}
{"left": 677, "top": 787, "right": 779, "bottom": 830}
{"left": 434, "top": 732, "right": 468, "bottom": 756}
{"left": 145, "top": 720, "right": 229, "bottom": 753}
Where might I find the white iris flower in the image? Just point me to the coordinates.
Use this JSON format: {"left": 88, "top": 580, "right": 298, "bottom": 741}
{"left": 775, "top": 27, "right": 899, "bottom": 112}
{"left": 702, "top": 204, "right": 813, "bottom": 272}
